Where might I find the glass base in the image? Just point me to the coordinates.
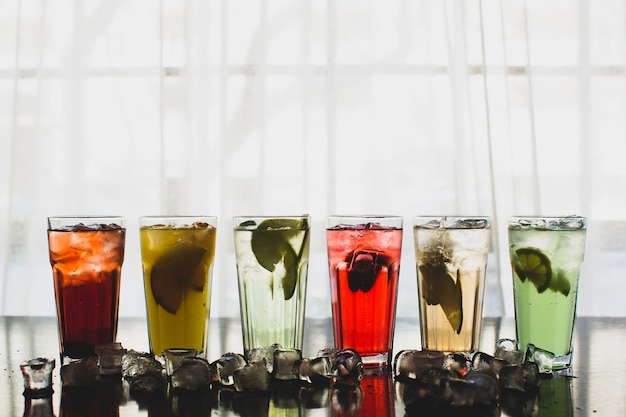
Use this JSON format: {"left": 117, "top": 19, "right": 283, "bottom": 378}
{"left": 361, "top": 352, "right": 391, "bottom": 369}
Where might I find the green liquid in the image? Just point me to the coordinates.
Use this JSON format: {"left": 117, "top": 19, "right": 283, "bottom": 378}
{"left": 234, "top": 223, "right": 309, "bottom": 358}
{"left": 509, "top": 226, "right": 586, "bottom": 359}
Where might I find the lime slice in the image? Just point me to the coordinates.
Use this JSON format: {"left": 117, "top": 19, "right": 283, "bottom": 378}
{"left": 419, "top": 263, "right": 463, "bottom": 334}
{"left": 549, "top": 268, "right": 571, "bottom": 297}
{"left": 150, "top": 245, "right": 206, "bottom": 314}
{"left": 512, "top": 247, "right": 552, "bottom": 293}
{"left": 251, "top": 219, "right": 307, "bottom": 300}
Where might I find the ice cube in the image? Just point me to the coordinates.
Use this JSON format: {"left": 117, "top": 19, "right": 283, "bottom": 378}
{"left": 95, "top": 342, "right": 126, "bottom": 376}
{"left": 20, "top": 358, "right": 55, "bottom": 396}
{"left": 296, "top": 356, "right": 332, "bottom": 385}
{"left": 440, "top": 377, "right": 476, "bottom": 407}
{"left": 212, "top": 352, "right": 247, "bottom": 386}
{"left": 471, "top": 352, "right": 507, "bottom": 375}
{"left": 61, "top": 357, "right": 100, "bottom": 387}
{"left": 443, "top": 353, "right": 469, "bottom": 375}
{"left": 121, "top": 350, "right": 163, "bottom": 380}
{"left": 393, "top": 350, "right": 445, "bottom": 381}
{"left": 495, "top": 338, "right": 524, "bottom": 365}
{"left": 524, "top": 344, "right": 555, "bottom": 374}
{"left": 233, "top": 361, "right": 271, "bottom": 392}
{"left": 450, "top": 218, "right": 489, "bottom": 229}
{"left": 272, "top": 349, "right": 302, "bottom": 381}
{"left": 330, "top": 349, "right": 364, "bottom": 388}
{"left": 499, "top": 362, "right": 541, "bottom": 393}
{"left": 163, "top": 348, "right": 198, "bottom": 377}
{"left": 170, "top": 358, "right": 212, "bottom": 391}
{"left": 248, "top": 343, "right": 282, "bottom": 372}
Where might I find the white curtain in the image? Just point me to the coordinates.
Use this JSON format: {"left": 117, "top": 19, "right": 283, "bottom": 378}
{"left": 1, "top": 0, "right": 625, "bottom": 319}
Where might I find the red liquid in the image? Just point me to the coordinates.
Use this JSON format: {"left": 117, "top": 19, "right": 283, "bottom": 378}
{"left": 327, "top": 226, "right": 402, "bottom": 367}
{"left": 331, "top": 373, "right": 394, "bottom": 417}
{"left": 48, "top": 228, "right": 125, "bottom": 359}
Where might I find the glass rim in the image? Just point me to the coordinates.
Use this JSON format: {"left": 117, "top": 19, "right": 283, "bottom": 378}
{"left": 326, "top": 214, "right": 402, "bottom": 219}
{"left": 509, "top": 215, "right": 587, "bottom": 221}
{"left": 48, "top": 216, "right": 125, "bottom": 230}
{"left": 48, "top": 215, "right": 124, "bottom": 219}
{"left": 139, "top": 215, "right": 217, "bottom": 219}
{"left": 508, "top": 215, "right": 587, "bottom": 230}
{"left": 233, "top": 214, "right": 310, "bottom": 219}
{"left": 413, "top": 215, "right": 491, "bottom": 228}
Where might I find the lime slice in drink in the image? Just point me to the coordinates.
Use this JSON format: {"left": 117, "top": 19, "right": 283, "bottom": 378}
{"left": 150, "top": 245, "right": 206, "bottom": 314}
{"left": 251, "top": 218, "right": 307, "bottom": 300}
{"left": 419, "top": 263, "right": 463, "bottom": 334}
{"left": 512, "top": 247, "right": 552, "bottom": 293}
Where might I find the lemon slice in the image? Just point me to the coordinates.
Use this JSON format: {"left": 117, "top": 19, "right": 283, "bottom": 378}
{"left": 150, "top": 245, "right": 206, "bottom": 314}
{"left": 512, "top": 247, "right": 552, "bottom": 294}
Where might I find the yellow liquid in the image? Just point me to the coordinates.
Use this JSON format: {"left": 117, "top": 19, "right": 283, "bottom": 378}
{"left": 140, "top": 225, "right": 216, "bottom": 356}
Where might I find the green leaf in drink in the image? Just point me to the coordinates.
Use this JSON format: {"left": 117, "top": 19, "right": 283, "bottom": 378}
{"left": 250, "top": 218, "right": 307, "bottom": 300}
{"left": 419, "top": 263, "right": 463, "bottom": 334}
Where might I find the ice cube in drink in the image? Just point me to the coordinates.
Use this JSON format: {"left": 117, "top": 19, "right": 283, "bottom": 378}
{"left": 48, "top": 217, "right": 126, "bottom": 362}
{"left": 413, "top": 217, "right": 491, "bottom": 353}
{"left": 140, "top": 217, "right": 217, "bottom": 357}
{"left": 508, "top": 216, "right": 586, "bottom": 370}
{"left": 326, "top": 216, "right": 403, "bottom": 368}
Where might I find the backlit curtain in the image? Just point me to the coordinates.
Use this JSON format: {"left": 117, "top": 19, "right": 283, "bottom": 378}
{"left": 1, "top": 0, "right": 625, "bottom": 319}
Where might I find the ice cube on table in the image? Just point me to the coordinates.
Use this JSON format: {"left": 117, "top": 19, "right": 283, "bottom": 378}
{"left": 61, "top": 357, "right": 100, "bottom": 387}
{"left": 471, "top": 352, "right": 507, "bottom": 375}
{"left": 233, "top": 361, "right": 271, "bottom": 392}
{"left": 494, "top": 338, "right": 524, "bottom": 365}
{"left": 330, "top": 349, "right": 364, "bottom": 388}
{"left": 393, "top": 350, "right": 445, "bottom": 381}
{"left": 296, "top": 356, "right": 332, "bottom": 385}
{"left": 524, "top": 344, "right": 555, "bottom": 374}
{"left": 20, "top": 357, "right": 55, "bottom": 396}
{"left": 121, "top": 350, "right": 163, "bottom": 380}
{"left": 95, "top": 342, "right": 127, "bottom": 376}
{"left": 163, "top": 348, "right": 198, "bottom": 377}
{"left": 249, "top": 343, "right": 282, "bottom": 372}
{"left": 463, "top": 370, "right": 500, "bottom": 404}
{"left": 171, "top": 358, "right": 212, "bottom": 391}
{"left": 211, "top": 352, "right": 247, "bottom": 386}
{"left": 272, "top": 349, "right": 302, "bottom": 381}
{"left": 443, "top": 353, "right": 470, "bottom": 375}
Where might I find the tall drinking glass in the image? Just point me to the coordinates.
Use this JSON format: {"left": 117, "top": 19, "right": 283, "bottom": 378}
{"left": 233, "top": 215, "right": 311, "bottom": 359}
{"left": 413, "top": 216, "right": 491, "bottom": 353}
{"left": 508, "top": 216, "right": 587, "bottom": 370}
{"left": 47, "top": 216, "right": 126, "bottom": 364}
{"left": 326, "top": 215, "right": 403, "bottom": 368}
{"left": 139, "top": 216, "right": 217, "bottom": 357}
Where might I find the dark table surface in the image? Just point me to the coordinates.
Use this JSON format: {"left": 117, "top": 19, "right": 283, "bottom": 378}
{"left": 1, "top": 316, "right": 623, "bottom": 417}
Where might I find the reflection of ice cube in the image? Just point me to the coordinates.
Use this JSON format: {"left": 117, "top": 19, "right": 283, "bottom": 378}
{"left": 233, "top": 361, "right": 271, "bottom": 392}
{"left": 20, "top": 358, "right": 55, "bottom": 395}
